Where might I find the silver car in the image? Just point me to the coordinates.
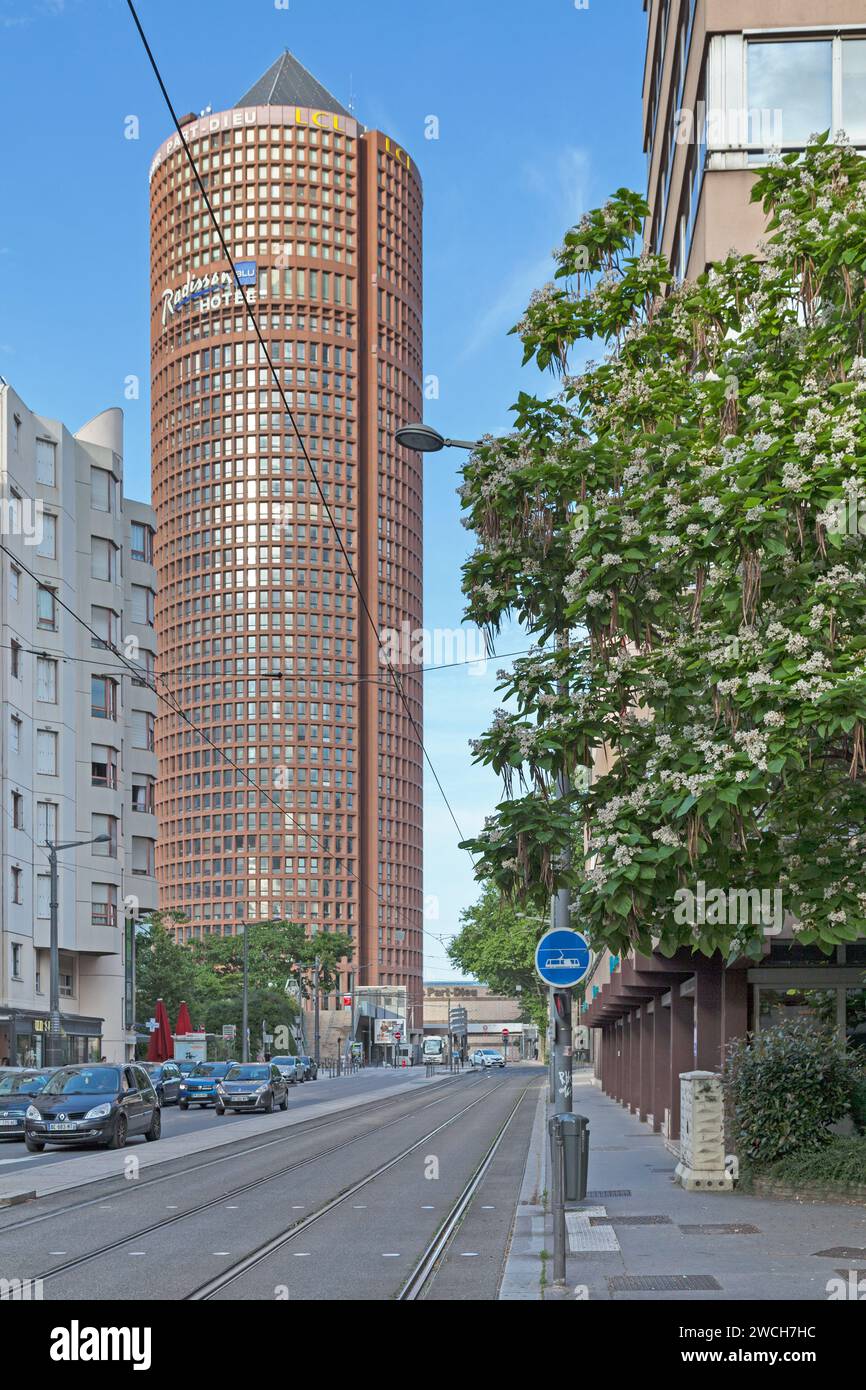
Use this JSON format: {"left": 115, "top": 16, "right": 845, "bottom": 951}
{"left": 271, "top": 1055, "right": 304, "bottom": 1085}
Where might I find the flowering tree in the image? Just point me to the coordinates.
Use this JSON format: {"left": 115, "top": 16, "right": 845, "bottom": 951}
{"left": 460, "top": 137, "right": 866, "bottom": 963}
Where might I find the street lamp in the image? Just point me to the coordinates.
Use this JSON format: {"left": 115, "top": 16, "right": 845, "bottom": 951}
{"left": 44, "top": 835, "right": 111, "bottom": 1067}
{"left": 394, "top": 423, "right": 480, "bottom": 454}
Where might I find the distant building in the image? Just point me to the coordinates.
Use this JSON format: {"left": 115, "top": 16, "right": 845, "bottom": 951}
{"left": 423, "top": 982, "right": 538, "bottom": 1059}
{"left": 0, "top": 383, "right": 158, "bottom": 1064}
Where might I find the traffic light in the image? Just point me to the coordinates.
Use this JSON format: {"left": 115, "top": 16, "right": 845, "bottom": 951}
{"left": 552, "top": 990, "right": 572, "bottom": 1042}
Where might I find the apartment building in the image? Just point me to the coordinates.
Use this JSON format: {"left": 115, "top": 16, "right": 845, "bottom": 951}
{"left": 644, "top": 0, "right": 866, "bottom": 279}
{"left": 583, "top": 2, "right": 866, "bottom": 1142}
{"left": 0, "top": 382, "right": 158, "bottom": 1064}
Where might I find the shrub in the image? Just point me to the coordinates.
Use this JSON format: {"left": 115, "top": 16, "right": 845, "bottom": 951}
{"left": 760, "top": 1136, "right": 866, "bottom": 1188}
{"left": 724, "top": 1021, "right": 860, "bottom": 1166}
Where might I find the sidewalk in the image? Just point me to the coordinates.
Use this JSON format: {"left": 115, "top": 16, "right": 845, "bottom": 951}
{"left": 0, "top": 1065, "right": 464, "bottom": 1206}
{"left": 502, "top": 1072, "right": 866, "bottom": 1301}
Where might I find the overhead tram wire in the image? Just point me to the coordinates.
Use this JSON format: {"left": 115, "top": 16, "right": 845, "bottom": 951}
{"left": 126, "top": 0, "right": 472, "bottom": 859}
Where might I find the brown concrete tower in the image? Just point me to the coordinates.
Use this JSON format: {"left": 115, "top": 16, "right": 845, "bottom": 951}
{"left": 148, "top": 52, "right": 423, "bottom": 1034}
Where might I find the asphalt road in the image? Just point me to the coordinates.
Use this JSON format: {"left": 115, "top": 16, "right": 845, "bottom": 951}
{"left": 0, "top": 1064, "right": 543, "bottom": 1301}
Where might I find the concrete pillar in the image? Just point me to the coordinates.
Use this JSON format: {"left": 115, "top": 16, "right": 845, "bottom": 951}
{"left": 721, "top": 969, "right": 749, "bottom": 1060}
{"left": 639, "top": 1001, "right": 652, "bottom": 1123}
{"left": 695, "top": 964, "right": 723, "bottom": 1072}
{"left": 652, "top": 996, "right": 670, "bottom": 1133}
{"left": 674, "top": 1071, "right": 732, "bottom": 1191}
{"left": 627, "top": 1011, "right": 638, "bottom": 1112}
{"left": 669, "top": 984, "right": 693, "bottom": 1141}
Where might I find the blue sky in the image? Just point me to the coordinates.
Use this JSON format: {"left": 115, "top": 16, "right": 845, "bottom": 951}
{"left": 0, "top": 0, "right": 646, "bottom": 979}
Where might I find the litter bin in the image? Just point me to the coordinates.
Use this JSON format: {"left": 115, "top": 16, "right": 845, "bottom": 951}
{"left": 560, "top": 1112, "right": 590, "bottom": 1202}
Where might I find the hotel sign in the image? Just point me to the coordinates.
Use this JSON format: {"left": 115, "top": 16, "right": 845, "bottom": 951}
{"left": 160, "top": 262, "right": 257, "bottom": 326}
{"left": 149, "top": 104, "right": 359, "bottom": 182}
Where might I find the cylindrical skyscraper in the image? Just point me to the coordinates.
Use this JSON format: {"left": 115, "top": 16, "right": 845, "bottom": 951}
{"left": 148, "top": 52, "right": 423, "bottom": 1034}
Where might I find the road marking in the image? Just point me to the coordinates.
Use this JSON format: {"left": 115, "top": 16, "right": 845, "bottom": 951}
{"left": 225, "top": 1205, "right": 239, "bottom": 1209}
{"left": 382, "top": 1252, "right": 401, "bottom": 1258}
{"left": 48, "top": 1251, "right": 66, "bottom": 1255}
{"left": 353, "top": 1204, "right": 367, "bottom": 1209}
{"left": 128, "top": 1251, "right": 146, "bottom": 1256}
{"left": 481, "top": 1205, "right": 495, "bottom": 1209}
{"left": 166, "top": 1204, "right": 179, "bottom": 1209}
{"left": 421, "top": 1204, "right": 435, "bottom": 1209}
{"left": 213, "top": 1251, "right": 230, "bottom": 1255}
{"left": 460, "top": 1252, "right": 479, "bottom": 1258}
{"left": 293, "top": 1252, "right": 310, "bottom": 1258}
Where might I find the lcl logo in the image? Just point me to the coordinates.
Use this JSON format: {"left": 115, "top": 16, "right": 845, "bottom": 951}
{"left": 384, "top": 136, "right": 412, "bottom": 172}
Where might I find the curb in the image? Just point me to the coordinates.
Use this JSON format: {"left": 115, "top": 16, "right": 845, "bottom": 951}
{"left": 0, "top": 1189, "right": 36, "bottom": 1209}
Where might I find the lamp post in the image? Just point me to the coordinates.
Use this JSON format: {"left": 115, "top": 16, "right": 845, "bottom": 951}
{"left": 44, "top": 835, "right": 110, "bottom": 1067}
{"left": 395, "top": 420, "right": 574, "bottom": 1111}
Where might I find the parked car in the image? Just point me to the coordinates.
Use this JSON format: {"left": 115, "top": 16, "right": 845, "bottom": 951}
{"left": 24, "top": 1064, "right": 160, "bottom": 1151}
{"left": 0, "top": 1069, "right": 55, "bottom": 1141}
{"left": 178, "top": 1061, "right": 236, "bottom": 1109}
{"left": 271, "top": 1055, "right": 304, "bottom": 1085}
{"left": 176, "top": 1060, "right": 199, "bottom": 1076}
{"left": 141, "top": 1061, "right": 184, "bottom": 1106}
{"left": 215, "top": 1064, "right": 289, "bottom": 1115}
{"left": 471, "top": 1048, "right": 506, "bottom": 1069}
{"left": 297, "top": 1055, "right": 318, "bottom": 1081}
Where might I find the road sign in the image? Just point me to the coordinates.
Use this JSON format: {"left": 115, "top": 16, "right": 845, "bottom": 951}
{"left": 222, "top": 1024, "right": 237, "bottom": 1040}
{"left": 502, "top": 1028, "right": 509, "bottom": 1037}
{"left": 534, "top": 929, "right": 591, "bottom": 988}
{"left": 342, "top": 994, "right": 352, "bottom": 1008}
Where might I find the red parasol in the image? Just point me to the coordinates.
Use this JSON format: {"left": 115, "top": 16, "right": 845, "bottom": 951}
{"left": 146, "top": 997, "right": 174, "bottom": 1061}
{"left": 175, "top": 1000, "right": 193, "bottom": 1036}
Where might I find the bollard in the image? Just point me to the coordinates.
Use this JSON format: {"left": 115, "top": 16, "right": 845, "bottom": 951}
{"left": 548, "top": 1115, "right": 567, "bottom": 1285}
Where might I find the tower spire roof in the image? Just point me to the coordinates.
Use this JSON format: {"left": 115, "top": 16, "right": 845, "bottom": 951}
{"left": 236, "top": 50, "right": 353, "bottom": 118}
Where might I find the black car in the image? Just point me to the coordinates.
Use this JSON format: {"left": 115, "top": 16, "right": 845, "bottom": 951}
{"left": 25, "top": 1064, "right": 161, "bottom": 1151}
{"left": 298, "top": 1055, "right": 318, "bottom": 1081}
{"left": 141, "top": 1061, "right": 184, "bottom": 1106}
{"left": 178, "top": 1061, "right": 236, "bottom": 1109}
{"left": 215, "top": 1064, "right": 289, "bottom": 1115}
{"left": 0, "top": 1069, "right": 54, "bottom": 1141}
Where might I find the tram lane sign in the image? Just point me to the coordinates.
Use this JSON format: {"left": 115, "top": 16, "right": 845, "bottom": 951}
{"left": 534, "top": 929, "right": 591, "bottom": 988}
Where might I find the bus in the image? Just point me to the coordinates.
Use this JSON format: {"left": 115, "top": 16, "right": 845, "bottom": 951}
{"left": 422, "top": 1035, "right": 448, "bottom": 1065}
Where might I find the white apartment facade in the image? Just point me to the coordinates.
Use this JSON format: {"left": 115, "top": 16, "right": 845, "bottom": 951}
{"left": 0, "top": 381, "right": 158, "bottom": 1065}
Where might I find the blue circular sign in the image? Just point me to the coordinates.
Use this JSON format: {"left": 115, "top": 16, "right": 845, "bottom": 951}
{"left": 534, "top": 929, "right": 591, "bottom": 988}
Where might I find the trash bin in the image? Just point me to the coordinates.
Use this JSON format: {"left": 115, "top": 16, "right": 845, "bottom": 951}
{"left": 560, "top": 1112, "right": 590, "bottom": 1202}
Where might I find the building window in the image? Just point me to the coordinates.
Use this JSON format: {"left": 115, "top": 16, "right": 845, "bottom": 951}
{"left": 132, "top": 778, "right": 155, "bottom": 813}
{"left": 132, "top": 837, "right": 154, "bottom": 876}
{"left": 130, "top": 521, "right": 154, "bottom": 563}
{"left": 9, "top": 564, "right": 20, "bottom": 600}
{"left": 11, "top": 942, "right": 23, "bottom": 979}
{"left": 35, "top": 438, "right": 56, "bottom": 486}
{"left": 36, "top": 729, "right": 58, "bottom": 776}
{"left": 35, "top": 512, "right": 57, "bottom": 559}
{"left": 92, "top": 814, "right": 117, "bottom": 857}
{"left": 91, "top": 883, "right": 118, "bottom": 928}
{"left": 37, "top": 874, "right": 50, "bottom": 920}
{"left": 91, "top": 466, "right": 114, "bottom": 513}
{"left": 11, "top": 791, "right": 24, "bottom": 829}
{"left": 746, "top": 36, "right": 866, "bottom": 153}
{"left": 10, "top": 640, "right": 21, "bottom": 678}
{"left": 36, "top": 656, "right": 57, "bottom": 703}
{"left": 91, "top": 606, "right": 117, "bottom": 649}
{"left": 59, "top": 954, "right": 74, "bottom": 998}
{"left": 37, "top": 801, "right": 57, "bottom": 844}
{"left": 37, "top": 585, "right": 57, "bottom": 630}
{"left": 91, "top": 675, "right": 118, "bottom": 720}
{"left": 132, "top": 709, "right": 155, "bottom": 750}
{"left": 10, "top": 715, "right": 22, "bottom": 755}
{"left": 131, "top": 585, "right": 155, "bottom": 626}
{"left": 91, "top": 744, "right": 118, "bottom": 788}
{"left": 11, "top": 866, "right": 22, "bottom": 904}
{"left": 843, "top": 38, "right": 866, "bottom": 142}
{"left": 90, "top": 537, "right": 118, "bottom": 583}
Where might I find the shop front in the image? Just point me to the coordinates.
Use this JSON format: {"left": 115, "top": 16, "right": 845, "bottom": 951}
{"left": 0, "top": 1012, "right": 104, "bottom": 1067}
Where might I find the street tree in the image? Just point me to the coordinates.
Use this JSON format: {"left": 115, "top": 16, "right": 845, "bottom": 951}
{"left": 460, "top": 137, "right": 866, "bottom": 962}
